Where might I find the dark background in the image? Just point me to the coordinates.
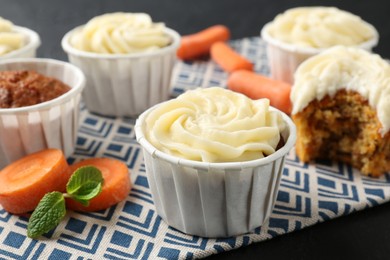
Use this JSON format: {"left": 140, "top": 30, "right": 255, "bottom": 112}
{"left": 1, "top": 0, "right": 390, "bottom": 259}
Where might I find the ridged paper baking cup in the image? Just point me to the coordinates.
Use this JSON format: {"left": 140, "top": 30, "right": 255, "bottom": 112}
{"left": 62, "top": 27, "right": 180, "bottom": 117}
{"left": 0, "top": 26, "right": 41, "bottom": 59}
{"left": 260, "top": 22, "right": 379, "bottom": 84}
{"left": 0, "top": 59, "right": 85, "bottom": 169}
{"left": 135, "top": 104, "right": 296, "bottom": 237}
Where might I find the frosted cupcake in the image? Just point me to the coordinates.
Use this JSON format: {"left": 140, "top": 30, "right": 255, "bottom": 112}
{"left": 135, "top": 87, "right": 296, "bottom": 237}
{"left": 291, "top": 46, "right": 390, "bottom": 176}
{"left": 62, "top": 12, "right": 180, "bottom": 117}
{"left": 0, "top": 17, "right": 40, "bottom": 59}
{"left": 261, "top": 7, "right": 378, "bottom": 84}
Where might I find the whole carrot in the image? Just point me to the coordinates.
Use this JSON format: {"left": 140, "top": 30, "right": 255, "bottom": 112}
{"left": 177, "top": 25, "right": 230, "bottom": 60}
{"left": 211, "top": 41, "right": 253, "bottom": 73}
{"left": 227, "top": 70, "right": 292, "bottom": 114}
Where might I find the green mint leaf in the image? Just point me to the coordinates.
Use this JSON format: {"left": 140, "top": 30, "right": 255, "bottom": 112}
{"left": 66, "top": 165, "right": 103, "bottom": 205}
{"left": 27, "top": 191, "right": 66, "bottom": 239}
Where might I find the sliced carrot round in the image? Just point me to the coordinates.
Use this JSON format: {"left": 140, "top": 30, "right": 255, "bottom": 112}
{"left": 66, "top": 158, "right": 131, "bottom": 212}
{"left": 0, "top": 149, "right": 71, "bottom": 214}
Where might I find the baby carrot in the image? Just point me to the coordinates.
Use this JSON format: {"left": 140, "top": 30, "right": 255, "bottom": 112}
{"left": 66, "top": 158, "right": 131, "bottom": 212}
{"left": 227, "top": 70, "right": 292, "bottom": 114}
{"left": 211, "top": 41, "right": 253, "bottom": 73}
{"left": 0, "top": 149, "right": 71, "bottom": 214}
{"left": 177, "top": 25, "right": 230, "bottom": 60}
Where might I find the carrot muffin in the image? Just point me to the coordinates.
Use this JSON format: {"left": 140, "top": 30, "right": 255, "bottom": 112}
{"left": 144, "top": 87, "right": 287, "bottom": 162}
{"left": 69, "top": 12, "right": 172, "bottom": 54}
{"left": 291, "top": 46, "right": 390, "bottom": 176}
{"left": 265, "top": 7, "right": 377, "bottom": 49}
{"left": 135, "top": 87, "right": 296, "bottom": 237}
{"left": 62, "top": 12, "right": 180, "bottom": 117}
{"left": 0, "top": 17, "right": 25, "bottom": 56}
{"left": 0, "top": 16, "right": 40, "bottom": 59}
{"left": 261, "top": 6, "right": 378, "bottom": 83}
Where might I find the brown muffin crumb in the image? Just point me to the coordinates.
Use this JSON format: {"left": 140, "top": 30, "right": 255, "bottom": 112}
{"left": 293, "top": 89, "right": 390, "bottom": 177}
{"left": 0, "top": 70, "right": 71, "bottom": 108}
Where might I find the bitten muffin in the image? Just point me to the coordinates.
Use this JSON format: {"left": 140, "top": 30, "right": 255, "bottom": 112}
{"left": 291, "top": 46, "right": 390, "bottom": 176}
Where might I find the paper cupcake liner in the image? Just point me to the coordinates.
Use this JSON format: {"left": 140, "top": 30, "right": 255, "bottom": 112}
{"left": 0, "top": 59, "right": 85, "bottom": 169}
{"left": 62, "top": 27, "right": 180, "bottom": 117}
{"left": 0, "top": 26, "right": 41, "bottom": 59}
{"left": 260, "top": 22, "right": 379, "bottom": 84}
{"left": 135, "top": 105, "right": 296, "bottom": 237}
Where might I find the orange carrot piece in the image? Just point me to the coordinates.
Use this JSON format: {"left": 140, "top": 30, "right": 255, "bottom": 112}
{"left": 227, "top": 70, "right": 292, "bottom": 114}
{"left": 66, "top": 158, "right": 131, "bottom": 212}
{"left": 0, "top": 149, "right": 71, "bottom": 214}
{"left": 177, "top": 25, "right": 230, "bottom": 60}
{"left": 211, "top": 41, "right": 253, "bottom": 73}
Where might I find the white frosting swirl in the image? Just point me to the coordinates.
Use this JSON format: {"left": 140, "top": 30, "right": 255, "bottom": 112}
{"left": 0, "top": 17, "right": 24, "bottom": 56}
{"left": 291, "top": 46, "right": 390, "bottom": 135}
{"left": 145, "top": 87, "right": 286, "bottom": 162}
{"left": 70, "top": 12, "right": 171, "bottom": 54}
{"left": 267, "top": 7, "right": 377, "bottom": 48}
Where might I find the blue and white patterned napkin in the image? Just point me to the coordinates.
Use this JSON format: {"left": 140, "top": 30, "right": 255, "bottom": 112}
{"left": 0, "top": 37, "right": 389, "bottom": 260}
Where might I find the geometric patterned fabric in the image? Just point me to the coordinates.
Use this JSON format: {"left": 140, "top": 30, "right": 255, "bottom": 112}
{"left": 0, "top": 37, "right": 389, "bottom": 259}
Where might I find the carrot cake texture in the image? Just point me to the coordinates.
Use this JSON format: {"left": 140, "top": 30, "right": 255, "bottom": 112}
{"left": 291, "top": 46, "right": 390, "bottom": 176}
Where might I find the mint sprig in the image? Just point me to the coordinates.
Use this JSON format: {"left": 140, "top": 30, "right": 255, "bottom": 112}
{"left": 27, "top": 192, "right": 66, "bottom": 238}
{"left": 66, "top": 166, "right": 104, "bottom": 206}
{"left": 27, "top": 166, "right": 103, "bottom": 239}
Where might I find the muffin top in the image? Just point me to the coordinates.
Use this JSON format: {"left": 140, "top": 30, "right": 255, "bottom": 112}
{"left": 266, "top": 7, "right": 377, "bottom": 49}
{"left": 70, "top": 12, "right": 172, "bottom": 54}
{"left": 0, "top": 70, "right": 70, "bottom": 108}
{"left": 144, "top": 87, "right": 286, "bottom": 162}
{"left": 291, "top": 46, "right": 390, "bottom": 135}
{"left": 0, "top": 17, "right": 25, "bottom": 56}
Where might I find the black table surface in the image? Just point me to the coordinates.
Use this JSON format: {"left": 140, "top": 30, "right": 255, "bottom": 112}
{"left": 1, "top": 0, "right": 390, "bottom": 259}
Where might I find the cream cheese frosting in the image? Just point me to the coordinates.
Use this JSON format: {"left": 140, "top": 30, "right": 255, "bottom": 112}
{"left": 267, "top": 7, "right": 377, "bottom": 49}
{"left": 0, "top": 17, "right": 24, "bottom": 56}
{"left": 145, "top": 87, "right": 286, "bottom": 162}
{"left": 291, "top": 46, "right": 390, "bottom": 135}
{"left": 70, "top": 12, "right": 171, "bottom": 54}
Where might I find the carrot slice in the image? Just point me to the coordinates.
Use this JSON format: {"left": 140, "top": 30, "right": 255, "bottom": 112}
{"left": 0, "top": 149, "right": 71, "bottom": 214}
{"left": 177, "top": 25, "right": 230, "bottom": 60}
{"left": 211, "top": 41, "right": 253, "bottom": 73}
{"left": 66, "top": 158, "right": 131, "bottom": 212}
{"left": 227, "top": 70, "right": 292, "bottom": 114}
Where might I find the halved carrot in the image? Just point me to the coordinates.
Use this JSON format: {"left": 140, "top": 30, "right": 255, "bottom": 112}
{"left": 211, "top": 41, "right": 253, "bottom": 73}
{"left": 0, "top": 149, "right": 71, "bottom": 214}
{"left": 177, "top": 25, "right": 230, "bottom": 60}
{"left": 227, "top": 70, "right": 292, "bottom": 114}
{"left": 66, "top": 158, "right": 131, "bottom": 212}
